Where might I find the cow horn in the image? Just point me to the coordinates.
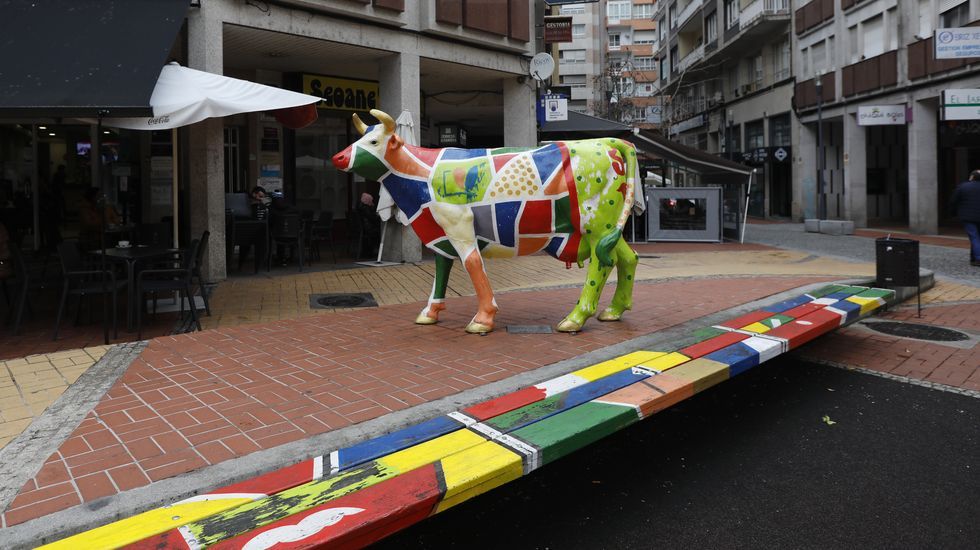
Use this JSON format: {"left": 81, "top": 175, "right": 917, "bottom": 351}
{"left": 371, "top": 109, "right": 396, "bottom": 133}
{"left": 352, "top": 113, "right": 368, "bottom": 135}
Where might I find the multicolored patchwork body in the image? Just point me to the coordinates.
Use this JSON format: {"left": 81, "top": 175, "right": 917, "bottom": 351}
{"left": 332, "top": 110, "right": 644, "bottom": 333}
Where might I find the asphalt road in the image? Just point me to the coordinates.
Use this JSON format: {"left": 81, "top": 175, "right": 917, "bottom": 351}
{"left": 375, "top": 358, "right": 980, "bottom": 549}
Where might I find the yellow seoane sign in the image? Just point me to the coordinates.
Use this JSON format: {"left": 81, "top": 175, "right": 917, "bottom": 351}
{"left": 302, "top": 74, "right": 379, "bottom": 112}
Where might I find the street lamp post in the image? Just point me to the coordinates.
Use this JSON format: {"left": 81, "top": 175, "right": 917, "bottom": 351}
{"left": 815, "top": 76, "right": 825, "bottom": 221}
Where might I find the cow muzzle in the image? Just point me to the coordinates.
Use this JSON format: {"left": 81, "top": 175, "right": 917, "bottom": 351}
{"left": 332, "top": 147, "right": 352, "bottom": 171}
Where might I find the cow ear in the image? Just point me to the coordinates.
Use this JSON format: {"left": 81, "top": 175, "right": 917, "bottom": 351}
{"left": 389, "top": 134, "right": 404, "bottom": 150}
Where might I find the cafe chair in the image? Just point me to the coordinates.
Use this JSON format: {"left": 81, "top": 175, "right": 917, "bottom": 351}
{"left": 53, "top": 242, "right": 127, "bottom": 341}
{"left": 4, "top": 245, "right": 36, "bottom": 335}
{"left": 269, "top": 213, "right": 304, "bottom": 271}
{"left": 136, "top": 238, "right": 202, "bottom": 339}
{"left": 309, "top": 210, "right": 337, "bottom": 263}
{"left": 192, "top": 230, "right": 211, "bottom": 316}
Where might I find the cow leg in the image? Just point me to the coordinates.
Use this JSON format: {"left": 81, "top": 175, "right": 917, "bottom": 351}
{"left": 557, "top": 244, "right": 613, "bottom": 332}
{"left": 463, "top": 249, "right": 498, "bottom": 334}
{"left": 598, "top": 237, "right": 638, "bottom": 322}
{"left": 416, "top": 254, "right": 453, "bottom": 325}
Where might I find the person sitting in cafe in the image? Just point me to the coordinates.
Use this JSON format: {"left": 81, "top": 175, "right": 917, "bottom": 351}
{"left": 79, "top": 187, "right": 121, "bottom": 249}
{"left": 249, "top": 186, "right": 271, "bottom": 220}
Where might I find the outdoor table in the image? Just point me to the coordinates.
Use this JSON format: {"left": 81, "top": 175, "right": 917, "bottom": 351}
{"left": 89, "top": 245, "right": 179, "bottom": 331}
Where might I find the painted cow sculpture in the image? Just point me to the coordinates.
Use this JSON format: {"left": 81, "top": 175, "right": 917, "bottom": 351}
{"left": 332, "top": 109, "right": 645, "bottom": 334}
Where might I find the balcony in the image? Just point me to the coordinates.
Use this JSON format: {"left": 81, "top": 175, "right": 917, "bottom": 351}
{"left": 794, "top": 71, "right": 836, "bottom": 110}
{"left": 842, "top": 50, "right": 897, "bottom": 97}
{"left": 676, "top": 44, "right": 705, "bottom": 72}
{"left": 740, "top": 0, "right": 790, "bottom": 28}
{"left": 622, "top": 43, "right": 655, "bottom": 56}
{"left": 794, "top": 0, "right": 834, "bottom": 36}
{"left": 676, "top": 0, "right": 702, "bottom": 30}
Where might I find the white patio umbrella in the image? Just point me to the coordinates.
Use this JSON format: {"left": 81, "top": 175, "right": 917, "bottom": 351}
{"left": 104, "top": 62, "right": 322, "bottom": 247}
{"left": 366, "top": 110, "right": 414, "bottom": 265}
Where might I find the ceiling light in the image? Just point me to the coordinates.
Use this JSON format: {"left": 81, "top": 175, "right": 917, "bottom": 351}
{"left": 48, "top": 132, "right": 56, "bottom": 136}
{"left": 103, "top": 130, "right": 111, "bottom": 134}
{"left": 38, "top": 125, "right": 47, "bottom": 130}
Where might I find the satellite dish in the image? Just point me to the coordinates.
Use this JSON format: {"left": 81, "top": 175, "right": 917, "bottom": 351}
{"left": 530, "top": 53, "right": 555, "bottom": 81}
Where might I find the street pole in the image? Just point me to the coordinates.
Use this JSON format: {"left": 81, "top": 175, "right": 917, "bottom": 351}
{"left": 816, "top": 76, "right": 825, "bottom": 221}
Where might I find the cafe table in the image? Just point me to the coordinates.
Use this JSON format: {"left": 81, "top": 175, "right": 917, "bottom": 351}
{"left": 89, "top": 245, "right": 179, "bottom": 330}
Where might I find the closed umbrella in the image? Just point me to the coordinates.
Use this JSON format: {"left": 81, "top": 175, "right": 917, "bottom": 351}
{"left": 366, "top": 110, "right": 415, "bottom": 265}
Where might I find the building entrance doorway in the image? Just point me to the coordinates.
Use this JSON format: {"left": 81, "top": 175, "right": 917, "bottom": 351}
{"left": 866, "top": 125, "right": 908, "bottom": 227}
{"left": 939, "top": 120, "right": 980, "bottom": 228}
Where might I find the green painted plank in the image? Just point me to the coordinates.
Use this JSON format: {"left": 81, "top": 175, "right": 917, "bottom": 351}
{"left": 807, "top": 284, "right": 848, "bottom": 298}
{"left": 855, "top": 288, "right": 894, "bottom": 299}
{"left": 513, "top": 402, "right": 638, "bottom": 467}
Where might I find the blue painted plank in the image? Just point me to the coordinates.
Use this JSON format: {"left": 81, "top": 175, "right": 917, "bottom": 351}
{"left": 762, "top": 295, "right": 813, "bottom": 314}
{"left": 335, "top": 415, "right": 464, "bottom": 470}
{"left": 705, "top": 342, "right": 760, "bottom": 377}
{"left": 828, "top": 299, "right": 862, "bottom": 325}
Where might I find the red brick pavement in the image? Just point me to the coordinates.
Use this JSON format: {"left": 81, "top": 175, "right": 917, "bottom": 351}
{"left": 799, "top": 303, "right": 980, "bottom": 392}
{"left": 1, "top": 276, "right": 832, "bottom": 526}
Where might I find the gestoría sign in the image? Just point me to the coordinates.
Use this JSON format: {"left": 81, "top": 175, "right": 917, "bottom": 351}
{"left": 303, "top": 75, "right": 379, "bottom": 112}
{"left": 544, "top": 16, "right": 573, "bottom": 44}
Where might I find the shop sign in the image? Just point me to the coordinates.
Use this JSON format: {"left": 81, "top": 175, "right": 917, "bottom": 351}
{"left": 941, "top": 89, "right": 980, "bottom": 121}
{"left": 439, "top": 125, "right": 467, "bottom": 147}
{"left": 544, "top": 95, "right": 568, "bottom": 122}
{"left": 303, "top": 74, "right": 379, "bottom": 112}
{"left": 544, "top": 16, "right": 573, "bottom": 44}
{"left": 772, "top": 146, "right": 791, "bottom": 163}
{"left": 935, "top": 28, "right": 980, "bottom": 60}
{"left": 858, "top": 105, "right": 906, "bottom": 126}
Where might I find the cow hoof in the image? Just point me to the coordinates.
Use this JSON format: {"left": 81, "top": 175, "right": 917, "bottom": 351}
{"left": 415, "top": 313, "right": 438, "bottom": 325}
{"left": 465, "top": 321, "right": 493, "bottom": 334}
{"left": 556, "top": 318, "right": 583, "bottom": 333}
{"left": 597, "top": 308, "right": 622, "bottom": 322}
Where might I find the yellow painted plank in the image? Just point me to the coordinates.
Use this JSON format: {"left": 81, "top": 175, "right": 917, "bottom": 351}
{"left": 572, "top": 351, "right": 666, "bottom": 381}
{"left": 640, "top": 352, "right": 692, "bottom": 372}
{"left": 434, "top": 440, "right": 523, "bottom": 513}
{"left": 36, "top": 496, "right": 255, "bottom": 550}
{"left": 741, "top": 322, "right": 771, "bottom": 334}
{"left": 664, "top": 358, "right": 730, "bottom": 394}
{"left": 378, "top": 429, "right": 488, "bottom": 473}
{"left": 845, "top": 296, "right": 884, "bottom": 315}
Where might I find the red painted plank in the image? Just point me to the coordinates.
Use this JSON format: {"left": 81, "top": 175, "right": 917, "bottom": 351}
{"left": 765, "top": 309, "right": 842, "bottom": 349}
{"left": 679, "top": 331, "right": 749, "bottom": 359}
{"left": 718, "top": 310, "right": 775, "bottom": 329}
{"left": 780, "top": 302, "right": 826, "bottom": 319}
{"left": 218, "top": 458, "right": 316, "bottom": 495}
{"left": 210, "top": 464, "right": 441, "bottom": 550}
{"left": 463, "top": 386, "right": 546, "bottom": 421}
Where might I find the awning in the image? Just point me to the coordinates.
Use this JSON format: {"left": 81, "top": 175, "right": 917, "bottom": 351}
{"left": 541, "top": 111, "right": 752, "bottom": 178}
{"left": 0, "top": 0, "right": 188, "bottom": 117}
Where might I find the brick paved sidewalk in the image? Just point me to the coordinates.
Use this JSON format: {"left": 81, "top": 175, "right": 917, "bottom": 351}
{"left": 0, "top": 275, "right": 832, "bottom": 527}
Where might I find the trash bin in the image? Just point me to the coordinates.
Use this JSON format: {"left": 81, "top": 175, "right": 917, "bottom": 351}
{"left": 875, "top": 237, "right": 919, "bottom": 287}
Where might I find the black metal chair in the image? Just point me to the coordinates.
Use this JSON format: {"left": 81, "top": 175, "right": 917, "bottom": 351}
{"left": 52, "top": 242, "right": 127, "bottom": 340}
{"left": 309, "top": 210, "right": 337, "bottom": 262}
{"left": 136, "top": 238, "right": 202, "bottom": 339}
{"left": 192, "top": 230, "right": 211, "bottom": 316}
{"left": 269, "top": 213, "right": 304, "bottom": 271}
{"left": 3, "top": 245, "right": 33, "bottom": 335}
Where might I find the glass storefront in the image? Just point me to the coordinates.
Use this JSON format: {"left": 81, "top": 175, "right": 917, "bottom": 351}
{"left": 293, "top": 116, "right": 350, "bottom": 220}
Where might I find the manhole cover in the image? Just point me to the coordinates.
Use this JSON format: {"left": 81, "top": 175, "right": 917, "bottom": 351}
{"left": 310, "top": 293, "right": 378, "bottom": 309}
{"left": 507, "top": 325, "right": 553, "bottom": 334}
{"left": 862, "top": 321, "right": 970, "bottom": 342}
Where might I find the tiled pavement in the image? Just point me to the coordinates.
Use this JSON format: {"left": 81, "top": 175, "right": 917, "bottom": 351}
{"left": 0, "top": 275, "right": 834, "bottom": 527}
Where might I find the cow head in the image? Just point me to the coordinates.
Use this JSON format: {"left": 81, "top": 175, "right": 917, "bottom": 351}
{"left": 331, "top": 109, "right": 404, "bottom": 181}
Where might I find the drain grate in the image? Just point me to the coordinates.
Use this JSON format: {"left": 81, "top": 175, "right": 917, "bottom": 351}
{"left": 310, "top": 293, "right": 378, "bottom": 309}
{"left": 506, "top": 325, "right": 553, "bottom": 334}
{"left": 862, "top": 321, "right": 970, "bottom": 342}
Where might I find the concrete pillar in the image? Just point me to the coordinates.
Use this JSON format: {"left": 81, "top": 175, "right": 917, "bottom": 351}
{"left": 795, "top": 122, "right": 818, "bottom": 220}
{"left": 908, "top": 98, "right": 939, "bottom": 234}
{"left": 187, "top": 6, "right": 227, "bottom": 281}
{"left": 842, "top": 111, "right": 868, "bottom": 228}
{"left": 378, "top": 52, "right": 423, "bottom": 263}
{"left": 503, "top": 77, "right": 536, "bottom": 147}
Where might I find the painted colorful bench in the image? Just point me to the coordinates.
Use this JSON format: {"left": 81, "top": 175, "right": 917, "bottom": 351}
{"left": 39, "top": 284, "right": 894, "bottom": 549}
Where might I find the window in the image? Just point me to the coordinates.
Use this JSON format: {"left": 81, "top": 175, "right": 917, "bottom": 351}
{"left": 745, "top": 54, "right": 763, "bottom": 88}
{"left": 608, "top": 1, "right": 632, "bottom": 20}
{"left": 609, "top": 33, "right": 622, "bottom": 47}
{"left": 659, "top": 17, "right": 667, "bottom": 42}
{"left": 670, "top": 46, "right": 679, "bottom": 72}
{"left": 801, "top": 46, "right": 810, "bottom": 78}
{"left": 724, "top": 0, "right": 740, "bottom": 29}
{"left": 572, "top": 24, "right": 586, "bottom": 38}
{"left": 632, "top": 3, "right": 654, "bottom": 19}
{"left": 634, "top": 30, "right": 657, "bottom": 44}
{"left": 769, "top": 114, "right": 791, "bottom": 147}
{"left": 811, "top": 40, "right": 827, "bottom": 77}
{"left": 848, "top": 24, "right": 859, "bottom": 63}
{"left": 559, "top": 49, "right": 586, "bottom": 64}
{"left": 705, "top": 12, "right": 718, "bottom": 43}
{"left": 941, "top": 1, "right": 970, "bottom": 27}
{"left": 561, "top": 5, "right": 586, "bottom": 15}
{"left": 772, "top": 37, "right": 790, "bottom": 80}
{"left": 862, "top": 15, "right": 884, "bottom": 58}
{"left": 660, "top": 57, "right": 668, "bottom": 79}
{"left": 560, "top": 75, "right": 587, "bottom": 88}
{"left": 635, "top": 56, "right": 656, "bottom": 70}
{"left": 745, "top": 120, "right": 765, "bottom": 149}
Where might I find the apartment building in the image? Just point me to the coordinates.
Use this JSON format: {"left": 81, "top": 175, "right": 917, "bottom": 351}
{"left": 555, "top": 0, "right": 660, "bottom": 127}
{"left": 655, "top": 0, "right": 795, "bottom": 218}
{"left": 792, "top": 0, "right": 980, "bottom": 233}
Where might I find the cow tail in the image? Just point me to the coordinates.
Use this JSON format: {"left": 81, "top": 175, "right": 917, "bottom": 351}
{"left": 595, "top": 140, "right": 639, "bottom": 267}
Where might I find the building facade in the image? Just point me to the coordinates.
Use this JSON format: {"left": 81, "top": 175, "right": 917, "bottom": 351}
{"left": 792, "top": 0, "right": 980, "bottom": 233}
{"left": 655, "top": 0, "right": 794, "bottom": 216}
